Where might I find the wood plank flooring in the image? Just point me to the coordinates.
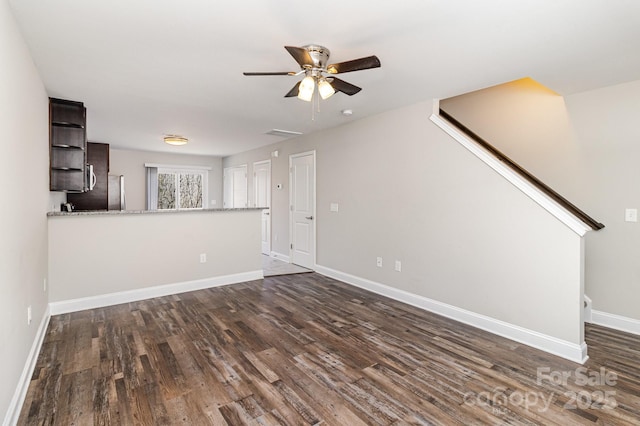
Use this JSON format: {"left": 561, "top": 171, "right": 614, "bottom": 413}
{"left": 18, "top": 273, "right": 640, "bottom": 425}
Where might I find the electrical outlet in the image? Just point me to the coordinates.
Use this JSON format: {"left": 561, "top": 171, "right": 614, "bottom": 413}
{"left": 27, "top": 306, "right": 32, "bottom": 325}
{"left": 376, "top": 257, "right": 383, "bottom": 268}
{"left": 395, "top": 260, "right": 402, "bottom": 272}
{"left": 200, "top": 253, "right": 207, "bottom": 263}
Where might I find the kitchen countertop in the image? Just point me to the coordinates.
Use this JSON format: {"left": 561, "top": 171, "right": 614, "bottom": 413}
{"left": 47, "top": 208, "right": 265, "bottom": 217}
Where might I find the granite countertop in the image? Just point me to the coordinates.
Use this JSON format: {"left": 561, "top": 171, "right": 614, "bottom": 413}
{"left": 47, "top": 208, "right": 265, "bottom": 217}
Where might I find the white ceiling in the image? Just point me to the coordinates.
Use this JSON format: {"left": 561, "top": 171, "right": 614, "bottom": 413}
{"left": 9, "top": 0, "right": 640, "bottom": 157}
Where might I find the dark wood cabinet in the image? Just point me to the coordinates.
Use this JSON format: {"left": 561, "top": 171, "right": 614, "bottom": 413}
{"left": 49, "top": 98, "right": 86, "bottom": 192}
{"left": 50, "top": 100, "right": 85, "bottom": 126}
{"left": 67, "top": 142, "right": 110, "bottom": 210}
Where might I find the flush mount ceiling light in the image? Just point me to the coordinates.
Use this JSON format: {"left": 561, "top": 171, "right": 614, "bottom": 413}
{"left": 164, "top": 135, "right": 188, "bottom": 146}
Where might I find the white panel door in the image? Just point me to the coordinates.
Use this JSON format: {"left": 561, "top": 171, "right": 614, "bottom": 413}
{"left": 223, "top": 165, "right": 247, "bottom": 208}
{"left": 223, "top": 168, "right": 233, "bottom": 208}
{"left": 232, "top": 167, "right": 248, "bottom": 207}
{"left": 254, "top": 160, "right": 271, "bottom": 255}
{"left": 290, "top": 152, "right": 315, "bottom": 269}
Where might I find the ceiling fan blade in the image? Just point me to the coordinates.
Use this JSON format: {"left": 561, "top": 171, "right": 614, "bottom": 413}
{"left": 284, "top": 81, "right": 301, "bottom": 98}
{"left": 285, "top": 46, "right": 314, "bottom": 68}
{"left": 243, "top": 71, "right": 295, "bottom": 76}
{"left": 327, "top": 55, "right": 381, "bottom": 74}
{"left": 330, "top": 78, "right": 362, "bottom": 96}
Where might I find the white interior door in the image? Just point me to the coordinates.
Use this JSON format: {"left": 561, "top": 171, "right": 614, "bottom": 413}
{"left": 254, "top": 160, "right": 271, "bottom": 255}
{"left": 223, "top": 165, "right": 247, "bottom": 208}
{"left": 290, "top": 152, "right": 315, "bottom": 269}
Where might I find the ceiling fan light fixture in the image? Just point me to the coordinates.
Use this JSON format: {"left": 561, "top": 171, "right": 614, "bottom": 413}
{"left": 244, "top": 44, "right": 380, "bottom": 104}
{"left": 318, "top": 78, "right": 335, "bottom": 100}
{"left": 164, "top": 135, "right": 188, "bottom": 146}
{"left": 297, "top": 75, "right": 315, "bottom": 102}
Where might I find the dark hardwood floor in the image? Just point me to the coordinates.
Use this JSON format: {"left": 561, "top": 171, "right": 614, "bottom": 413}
{"left": 18, "top": 273, "right": 640, "bottom": 425}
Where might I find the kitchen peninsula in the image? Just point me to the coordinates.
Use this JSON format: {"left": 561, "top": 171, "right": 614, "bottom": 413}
{"left": 47, "top": 208, "right": 263, "bottom": 314}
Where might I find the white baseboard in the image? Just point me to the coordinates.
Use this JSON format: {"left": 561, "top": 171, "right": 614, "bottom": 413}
{"left": 270, "top": 251, "right": 290, "bottom": 263}
{"left": 49, "top": 270, "right": 264, "bottom": 315}
{"left": 4, "top": 305, "right": 51, "bottom": 426}
{"left": 315, "top": 265, "right": 588, "bottom": 364}
{"left": 590, "top": 310, "right": 640, "bottom": 336}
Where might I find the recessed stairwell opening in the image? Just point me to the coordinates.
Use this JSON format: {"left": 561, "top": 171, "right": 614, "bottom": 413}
{"left": 437, "top": 77, "right": 603, "bottom": 232}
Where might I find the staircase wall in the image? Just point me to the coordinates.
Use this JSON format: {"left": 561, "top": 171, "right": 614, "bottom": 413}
{"left": 441, "top": 77, "right": 640, "bottom": 324}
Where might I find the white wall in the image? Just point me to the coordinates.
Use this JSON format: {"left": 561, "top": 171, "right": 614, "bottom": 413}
{"left": 0, "top": 0, "right": 50, "bottom": 421}
{"left": 441, "top": 78, "right": 640, "bottom": 322}
{"left": 109, "top": 148, "right": 223, "bottom": 211}
{"left": 565, "top": 81, "right": 640, "bottom": 320}
{"left": 440, "top": 78, "right": 583, "bottom": 199}
{"left": 48, "top": 210, "right": 262, "bottom": 303}
{"left": 224, "top": 101, "right": 584, "bottom": 346}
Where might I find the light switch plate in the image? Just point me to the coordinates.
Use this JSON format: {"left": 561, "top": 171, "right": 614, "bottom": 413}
{"left": 625, "top": 208, "right": 637, "bottom": 222}
{"left": 330, "top": 203, "right": 339, "bottom": 212}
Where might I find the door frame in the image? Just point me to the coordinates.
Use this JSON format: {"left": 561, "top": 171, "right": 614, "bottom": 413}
{"left": 289, "top": 150, "right": 316, "bottom": 268}
{"left": 253, "top": 159, "right": 271, "bottom": 255}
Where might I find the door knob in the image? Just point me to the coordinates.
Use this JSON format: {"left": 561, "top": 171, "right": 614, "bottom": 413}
{"left": 305, "top": 216, "right": 314, "bottom": 220}
{"left": 264, "top": 212, "right": 270, "bottom": 215}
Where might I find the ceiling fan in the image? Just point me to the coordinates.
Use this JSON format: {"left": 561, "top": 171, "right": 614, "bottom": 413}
{"left": 243, "top": 45, "right": 381, "bottom": 102}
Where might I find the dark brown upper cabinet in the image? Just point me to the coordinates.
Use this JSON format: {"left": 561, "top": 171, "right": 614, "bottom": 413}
{"left": 49, "top": 98, "right": 87, "bottom": 192}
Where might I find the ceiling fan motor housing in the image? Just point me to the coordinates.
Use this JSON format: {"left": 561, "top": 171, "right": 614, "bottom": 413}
{"left": 303, "top": 45, "right": 330, "bottom": 72}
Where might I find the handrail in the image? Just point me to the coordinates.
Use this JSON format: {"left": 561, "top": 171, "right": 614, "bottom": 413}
{"left": 439, "top": 108, "right": 604, "bottom": 231}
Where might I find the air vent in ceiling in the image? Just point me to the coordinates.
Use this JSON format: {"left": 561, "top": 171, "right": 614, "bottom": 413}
{"left": 265, "top": 129, "right": 303, "bottom": 138}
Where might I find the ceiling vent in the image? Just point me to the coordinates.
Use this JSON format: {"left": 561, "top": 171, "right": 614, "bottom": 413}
{"left": 265, "top": 129, "right": 303, "bottom": 138}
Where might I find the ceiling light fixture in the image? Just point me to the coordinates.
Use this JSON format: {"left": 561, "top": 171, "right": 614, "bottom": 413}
{"left": 164, "top": 135, "right": 188, "bottom": 146}
{"left": 297, "top": 75, "right": 315, "bottom": 102}
{"left": 298, "top": 75, "right": 336, "bottom": 102}
{"left": 318, "top": 78, "right": 335, "bottom": 100}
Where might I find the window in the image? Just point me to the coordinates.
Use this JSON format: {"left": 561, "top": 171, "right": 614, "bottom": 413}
{"left": 145, "top": 164, "right": 209, "bottom": 210}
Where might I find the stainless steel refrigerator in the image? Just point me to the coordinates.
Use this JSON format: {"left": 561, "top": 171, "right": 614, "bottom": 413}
{"left": 108, "top": 175, "right": 126, "bottom": 210}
